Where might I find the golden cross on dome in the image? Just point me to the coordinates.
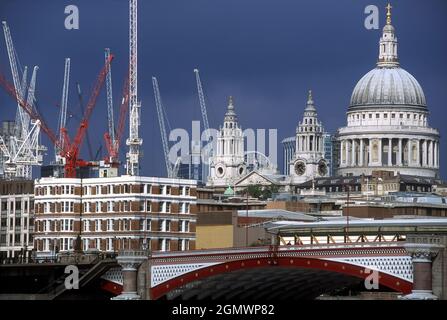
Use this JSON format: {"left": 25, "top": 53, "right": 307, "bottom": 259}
{"left": 386, "top": 3, "right": 392, "bottom": 25}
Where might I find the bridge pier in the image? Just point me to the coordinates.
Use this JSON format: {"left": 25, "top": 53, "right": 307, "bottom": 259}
{"left": 402, "top": 235, "right": 444, "bottom": 300}
{"left": 112, "top": 250, "right": 148, "bottom": 300}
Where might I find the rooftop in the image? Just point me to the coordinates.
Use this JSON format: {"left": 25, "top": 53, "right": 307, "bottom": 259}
{"left": 236, "top": 209, "right": 317, "bottom": 222}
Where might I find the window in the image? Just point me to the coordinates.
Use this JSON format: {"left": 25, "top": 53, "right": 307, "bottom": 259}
{"left": 61, "top": 219, "right": 72, "bottom": 231}
{"left": 181, "top": 203, "right": 190, "bottom": 214}
{"left": 96, "top": 219, "right": 101, "bottom": 232}
{"left": 163, "top": 185, "right": 171, "bottom": 195}
{"left": 165, "top": 202, "right": 171, "bottom": 213}
{"left": 146, "top": 201, "right": 152, "bottom": 212}
{"left": 179, "top": 239, "right": 190, "bottom": 251}
{"left": 96, "top": 202, "right": 101, "bottom": 213}
{"left": 107, "top": 219, "right": 114, "bottom": 231}
{"left": 165, "top": 220, "right": 171, "bottom": 232}
{"left": 107, "top": 238, "right": 113, "bottom": 251}
{"left": 369, "top": 114, "right": 372, "bottom": 119}
{"left": 108, "top": 202, "right": 113, "bottom": 212}
{"left": 124, "top": 201, "right": 130, "bottom": 212}
{"left": 391, "top": 113, "right": 395, "bottom": 118}
{"left": 159, "top": 220, "right": 171, "bottom": 232}
{"left": 384, "top": 113, "right": 388, "bottom": 119}
{"left": 362, "top": 114, "right": 365, "bottom": 119}
{"left": 376, "top": 114, "right": 379, "bottom": 118}
{"left": 84, "top": 220, "right": 90, "bottom": 232}
{"left": 180, "top": 220, "right": 190, "bottom": 232}
{"left": 180, "top": 186, "right": 186, "bottom": 196}
{"left": 145, "top": 184, "right": 152, "bottom": 194}
{"left": 400, "top": 114, "right": 403, "bottom": 118}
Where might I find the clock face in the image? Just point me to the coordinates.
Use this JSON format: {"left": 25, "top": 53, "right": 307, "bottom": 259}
{"left": 294, "top": 161, "right": 306, "bottom": 176}
{"left": 318, "top": 160, "right": 327, "bottom": 176}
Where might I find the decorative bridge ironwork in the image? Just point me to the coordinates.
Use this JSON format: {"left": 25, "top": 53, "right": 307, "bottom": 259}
{"left": 102, "top": 242, "right": 414, "bottom": 299}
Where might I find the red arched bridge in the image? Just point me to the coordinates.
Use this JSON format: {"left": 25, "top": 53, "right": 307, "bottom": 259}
{"left": 101, "top": 242, "right": 414, "bottom": 300}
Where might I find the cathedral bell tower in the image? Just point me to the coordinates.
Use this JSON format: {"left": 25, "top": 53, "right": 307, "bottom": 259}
{"left": 290, "top": 90, "right": 328, "bottom": 184}
{"left": 208, "top": 96, "right": 246, "bottom": 187}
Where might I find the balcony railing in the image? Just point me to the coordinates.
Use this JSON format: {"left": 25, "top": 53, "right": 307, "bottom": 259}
{"left": 338, "top": 125, "right": 439, "bottom": 135}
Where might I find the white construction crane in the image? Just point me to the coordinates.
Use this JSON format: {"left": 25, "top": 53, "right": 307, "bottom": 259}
{"left": 3, "top": 21, "right": 27, "bottom": 140}
{"left": 152, "top": 76, "right": 174, "bottom": 178}
{"left": 104, "top": 48, "right": 115, "bottom": 147}
{"left": 126, "top": 0, "right": 142, "bottom": 176}
{"left": 1, "top": 21, "right": 44, "bottom": 178}
{"left": 0, "top": 66, "right": 44, "bottom": 178}
{"left": 194, "top": 68, "right": 212, "bottom": 181}
{"left": 55, "top": 58, "right": 71, "bottom": 163}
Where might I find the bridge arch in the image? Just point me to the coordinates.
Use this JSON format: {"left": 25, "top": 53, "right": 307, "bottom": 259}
{"left": 151, "top": 256, "right": 412, "bottom": 300}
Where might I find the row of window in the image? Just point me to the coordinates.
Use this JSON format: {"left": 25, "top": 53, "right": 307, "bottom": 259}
{"left": 349, "top": 112, "right": 426, "bottom": 122}
{"left": 35, "top": 184, "right": 191, "bottom": 197}
{"left": 1, "top": 217, "right": 31, "bottom": 229}
{"left": 36, "top": 201, "right": 191, "bottom": 214}
{"left": 36, "top": 218, "right": 191, "bottom": 233}
{"left": 0, "top": 233, "right": 30, "bottom": 246}
{"left": 0, "top": 199, "right": 33, "bottom": 212}
{"left": 35, "top": 237, "right": 191, "bottom": 252}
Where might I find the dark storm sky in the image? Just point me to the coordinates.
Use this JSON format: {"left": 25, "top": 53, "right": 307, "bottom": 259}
{"left": 0, "top": 0, "right": 446, "bottom": 178}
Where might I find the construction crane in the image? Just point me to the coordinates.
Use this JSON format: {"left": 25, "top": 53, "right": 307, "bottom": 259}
{"left": 152, "top": 76, "right": 173, "bottom": 178}
{"left": 126, "top": 0, "right": 142, "bottom": 176}
{"left": 105, "top": 48, "right": 115, "bottom": 148}
{"left": 55, "top": 58, "right": 71, "bottom": 163}
{"left": 2, "top": 21, "right": 26, "bottom": 139}
{"left": 0, "top": 54, "right": 114, "bottom": 178}
{"left": 104, "top": 75, "right": 130, "bottom": 165}
{"left": 194, "top": 68, "right": 212, "bottom": 181}
{"left": 76, "top": 82, "right": 95, "bottom": 161}
{"left": 18, "top": 66, "right": 28, "bottom": 137}
{"left": 0, "top": 66, "right": 43, "bottom": 178}
{"left": 1, "top": 21, "right": 44, "bottom": 178}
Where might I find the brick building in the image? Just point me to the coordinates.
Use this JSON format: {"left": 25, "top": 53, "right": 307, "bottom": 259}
{"left": 0, "top": 179, "right": 34, "bottom": 261}
{"left": 33, "top": 176, "right": 197, "bottom": 258}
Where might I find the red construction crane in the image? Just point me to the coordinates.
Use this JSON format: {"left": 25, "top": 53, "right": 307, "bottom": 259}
{"left": 0, "top": 54, "right": 114, "bottom": 178}
{"left": 104, "top": 75, "right": 129, "bottom": 165}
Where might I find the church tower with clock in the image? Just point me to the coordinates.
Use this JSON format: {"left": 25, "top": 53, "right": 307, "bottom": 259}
{"left": 289, "top": 90, "right": 328, "bottom": 184}
{"left": 208, "top": 96, "right": 246, "bottom": 188}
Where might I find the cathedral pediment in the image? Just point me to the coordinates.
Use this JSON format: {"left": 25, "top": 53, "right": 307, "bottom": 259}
{"left": 235, "top": 171, "right": 277, "bottom": 187}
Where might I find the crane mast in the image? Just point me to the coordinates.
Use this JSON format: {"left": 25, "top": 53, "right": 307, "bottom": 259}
{"left": 105, "top": 48, "right": 115, "bottom": 146}
{"left": 18, "top": 67, "right": 28, "bottom": 137}
{"left": 1, "top": 21, "right": 43, "bottom": 179}
{"left": 194, "top": 69, "right": 211, "bottom": 140}
{"left": 152, "top": 77, "right": 173, "bottom": 178}
{"left": 194, "top": 68, "right": 212, "bottom": 182}
{"left": 56, "top": 58, "right": 71, "bottom": 163}
{"left": 2, "top": 21, "right": 26, "bottom": 139}
{"left": 126, "top": 0, "right": 142, "bottom": 176}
